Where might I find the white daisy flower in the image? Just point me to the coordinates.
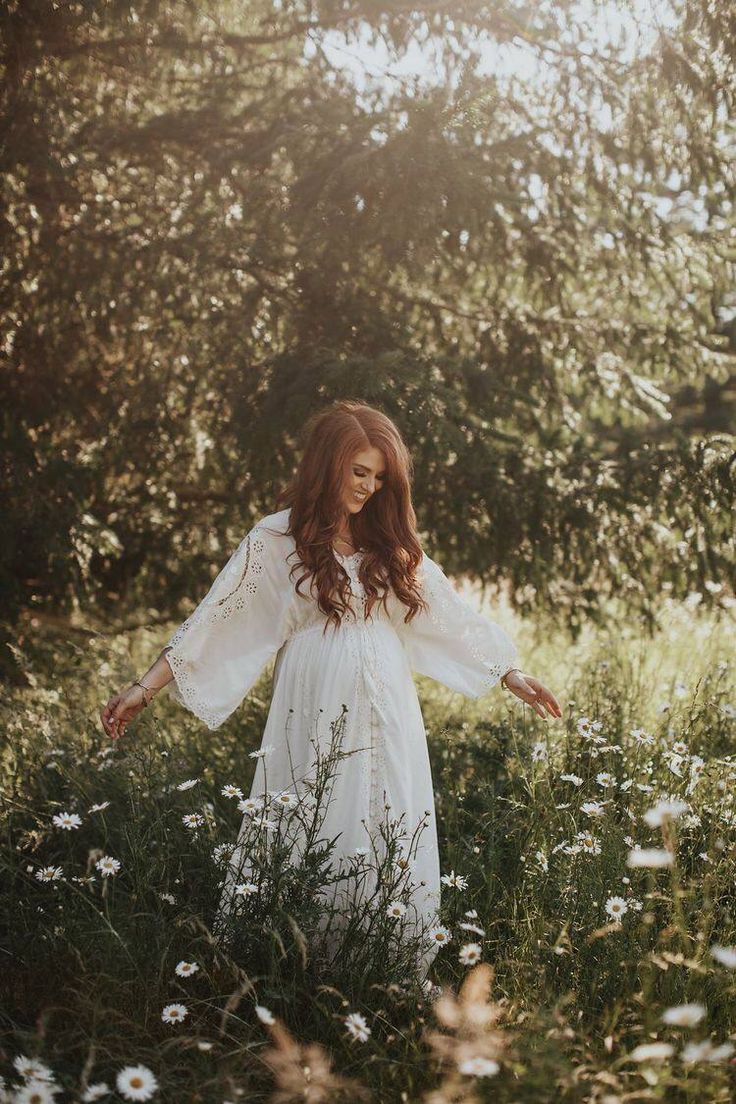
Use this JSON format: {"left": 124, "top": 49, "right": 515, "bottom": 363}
{"left": 626, "top": 847, "right": 674, "bottom": 868}
{"left": 440, "top": 870, "right": 468, "bottom": 890}
{"left": 159, "top": 892, "right": 176, "bottom": 905}
{"left": 457, "top": 1056, "right": 499, "bottom": 1077}
{"left": 711, "top": 944, "right": 736, "bottom": 968}
{"left": 88, "top": 802, "right": 111, "bottom": 813}
{"left": 13, "top": 1056, "right": 55, "bottom": 1082}
{"left": 643, "top": 799, "right": 689, "bottom": 827}
{"left": 661, "top": 1003, "right": 706, "bottom": 1026}
{"left": 82, "top": 1083, "right": 110, "bottom": 1101}
{"left": 234, "top": 882, "right": 259, "bottom": 897}
{"left": 458, "top": 921, "right": 486, "bottom": 936}
{"left": 595, "top": 772, "right": 615, "bottom": 789}
{"left": 255, "top": 1005, "right": 275, "bottom": 1024}
{"left": 221, "top": 785, "right": 243, "bottom": 800}
{"left": 176, "top": 779, "right": 199, "bottom": 791}
{"left": 35, "top": 866, "right": 64, "bottom": 883}
{"left": 161, "top": 1002, "right": 189, "bottom": 1025}
{"left": 249, "top": 744, "right": 274, "bottom": 759}
{"left": 181, "top": 813, "right": 204, "bottom": 829}
{"left": 427, "top": 925, "right": 452, "bottom": 946}
{"left": 175, "top": 960, "right": 200, "bottom": 978}
{"left": 581, "top": 801, "right": 607, "bottom": 818}
{"left": 629, "top": 1042, "right": 674, "bottom": 1062}
{"left": 459, "top": 942, "right": 482, "bottom": 965}
{"left": 15, "top": 1081, "right": 59, "bottom": 1103}
{"left": 95, "top": 855, "right": 121, "bottom": 877}
{"left": 237, "top": 797, "right": 264, "bottom": 815}
{"left": 354, "top": 846, "right": 369, "bottom": 857}
{"left": 575, "top": 832, "right": 602, "bottom": 855}
{"left": 271, "top": 790, "right": 299, "bottom": 810}
{"left": 344, "top": 1011, "right": 371, "bottom": 1041}
{"left": 531, "top": 741, "right": 549, "bottom": 762}
{"left": 560, "top": 773, "right": 583, "bottom": 786}
{"left": 464, "top": 909, "right": 479, "bottom": 918}
{"left": 52, "top": 811, "right": 82, "bottom": 830}
{"left": 115, "top": 1064, "right": 159, "bottom": 1101}
{"left": 386, "top": 901, "right": 407, "bottom": 919}
{"left": 605, "top": 896, "right": 628, "bottom": 921}
{"left": 680, "top": 1040, "right": 735, "bottom": 1063}
{"left": 630, "top": 728, "right": 655, "bottom": 745}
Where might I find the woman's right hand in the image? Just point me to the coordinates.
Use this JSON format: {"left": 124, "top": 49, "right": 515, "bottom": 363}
{"left": 100, "top": 685, "right": 149, "bottom": 741}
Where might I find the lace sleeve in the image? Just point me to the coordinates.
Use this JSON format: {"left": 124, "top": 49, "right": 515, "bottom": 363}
{"left": 398, "top": 552, "right": 519, "bottom": 699}
{"left": 164, "top": 524, "right": 291, "bottom": 730}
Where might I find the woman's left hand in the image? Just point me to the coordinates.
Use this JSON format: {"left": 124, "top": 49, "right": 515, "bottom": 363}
{"left": 502, "top": 670, "right": 562, "bottom": 719}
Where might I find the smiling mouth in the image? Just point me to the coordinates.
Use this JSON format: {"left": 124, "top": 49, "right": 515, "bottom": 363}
{"left": 354, "top": 491, "right": 368, "bottom": 501}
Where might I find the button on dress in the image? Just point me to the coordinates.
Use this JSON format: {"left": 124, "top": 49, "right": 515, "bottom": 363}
{"left": 164, "top": 507, "right": 518, "bottom": 977}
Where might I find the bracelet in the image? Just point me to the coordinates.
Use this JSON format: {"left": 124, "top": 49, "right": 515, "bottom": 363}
{"left": 500, "top": 667, "right": 521, "bottom": 691}
{"left": 133, "top": 680, "right": 156, "bottom": 707}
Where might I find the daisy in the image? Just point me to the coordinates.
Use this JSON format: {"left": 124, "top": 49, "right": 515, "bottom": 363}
{"left": 82, "top": 1084, "right": 110, "bottom": 1102}
{"left": 35, "top": 866, "right": 64, "bottom": 883}
{"left": 575, "top": 832, "right": 602, "bottom": 855}
{"left": 440, "top": 870, "right": 468, "bottom": 890}
{"left": 595, "top": 772, "right": 615, "bottom": 789}
{"left": 271, "top": 790, "right": 299, "bottom": 810}
{"left": 115, "top": 1065, "right": 159, "bottom": 1101}
{"left": 212, "top": 842, "right": 236, "bottom": 864}
{"left": 643, "top": 799, "right": 689, "bottom": 827}
{"left": 630, "top": 728, "right": 655, "bottom": 745}
{"left": 159, "top": 892, "right": 176, "bottom": 904}
{"left": 15, "top": 1081, "right": 59, "bottom": 1104}
{"left": 88, "top": 802, "right": 111, "bottom": 813}
{"left": 221, "top": 785, "right": 243, "bottom": 800}
{"left": 681, "top": 1040, "right": 735, "bottom": 1063}
{"left": 237, "top": 797, "right": 264, "bottom": 814}
{"left": 52, "top": 811, "right": 82, "bottom": 830}
{"left": 176, "top": 779, "right": 199, "bottom": 791}
{"left": 458, "top": 921, "right": 486, "bottom": 936}
{"left": 234, "top": 882, "right": 259, "bottom": 897}
{"left": 427, "top": 925, "right": 452, "bottom": 947}
{"left": 459, "top": 942, "right": 482, "bottom": 965}
{"left": 161, "top": 1003, "right": 189, "bottom": 1025}
{"left": 175, "top": 960, "right": 200, "bottom": 978}
{"left": 560, "top": 773, "right": 583, "bottom": 786}
{"left": 629, "top": 1042, "right": 674, "bottom": 1062}
{"left": 255, "top": 1005, "right": 275, "bottom": 1025}
{"left": 13, "top": 1056, "right": 55, "bottom": 1082}
{"left": 344, "top": 1012, "right": 371, "bottom": 1042}
{"left": 581, "top": 801, "right": 607, "bottom": 818}
{"left": 386, "top": 900, "right": 407, "bottom": 918}
{"left": 181, "top": 813, "right": 204, "bottom": 829}
{"left": 249, "top": 744, "right": 274, "bottom": 759}
{"left": 354, "top": 846, "right": 369, "bottom": 857}
{"left": 457, "top": 1056, "right": 499, "bottom": 1077}
{"left": 711, "top": 944, "right": 736, "bottom": 968}
{"left": 661, "top": 1003, "right": 706, "bottom": 1026}
{"left": 95, "top": 855, "right": 121, "bottom": 877}
{"left": 605, "top": 896, "right": 628, "bottom": 921}
{"left": 626, "top": 847, "right": 674, "bottom": 868}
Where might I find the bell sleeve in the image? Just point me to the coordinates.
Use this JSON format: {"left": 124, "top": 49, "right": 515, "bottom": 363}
{"left": 399, "top": 551, "right": 519, "bottom": 699}
{"left": 162, "top": 522, "right": 291, "bottom": 731}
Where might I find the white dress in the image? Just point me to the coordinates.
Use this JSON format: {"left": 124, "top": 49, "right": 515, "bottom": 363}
{"left": 164, "top": 507, "right": 518, "bottom": 976}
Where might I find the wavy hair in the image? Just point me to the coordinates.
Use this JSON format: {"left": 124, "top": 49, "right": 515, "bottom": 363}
{"left": 275, "top": 400, "right": 429, "bottom": 632}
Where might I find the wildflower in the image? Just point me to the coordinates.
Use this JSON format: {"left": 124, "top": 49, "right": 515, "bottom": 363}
{"left": 626, "top": 847, "right": 674, "bottom": 868}
{"left": 234, "top": 882, "right": 258, "bottom": 897}
{"left": 82, "top": 1083, "right": 110, "bottom": 1101}
{"left": 271, "top": 790, "right": 298, "bottom": 810}
{"left": 161, "top": 1003, "right": 188, "bottom": 1025}
{"left": 15, "top": 1081, "right": 59, "bottom": 1103}
{"left": 459, "top": 943, "right": 483, "bottom": 965}
{"left": 353, "top": 845, "right": 369, "bottom": 857}
{"left": 581, "top": 801, "right": 607, "bottom": 818}
{"left": 35, "top": 866, "right": 64, "bottom": 883}
{"left": 630, "top": 1041, "right": 675, "bottom": 1062}
{"left": 95, "top": 855, "right": 121, "bottom": 877}
{"left": 88, "top": 802, "right": 111, "bottom": 813}
{"left": 176, "top": 779, "right": 199, "bottom": 791}
{"left": 643, "top": 799, "right": 689, "bottom": 827}
{"left": 181, "top": 813, "right": 204, "bottom": 829}
{"left": 221, "top": 785, "right": 243, "bottom": 799}
{"left": 159, "top": 892, "right": 176, "bottom": 905}
{"left": 680, "top": 1040, "right": 735, "bottom": 1063}
{"left": 386, "top": 901, "right": 407, "bottom": 919}
{"left": 560, "top": 773, "right": 583, "bottom": 786}
{"left": 711, "top": 945, "right": 736, "bottom": 968}
{"left": 344, "top": 1012, "right": 371, "bottom": 1042}
{"left": 212, "top": 842, "right": 236, "bottom": 863}
{"left": 196, "top": 1041, "right": 214, "bottom": 1052}
{"left": 457, "top": 1056, "right": 499, "bottom": 1076}
{"left": 605, "top": 896, "right": 628, "bottom": 921}
{"left": 427, "top": 925, "right": 452, "bottom": 946}
{"left": 175, "top": 961, "right": 200, "bottom": 978}
{"left": 534, "top": 850, "right": 548, "bottom": 872}
{"left": 459, "top": 921, "right": 486, "bottom": 936}
{"left": 52, "top": 811, "right": 82, "bottom": 830}
{"left": 13, "top": 1056, "right": 55, "bottom": 1082}
{"left": 440, "top": 870, "right": 468, "bottom": 890}
{"left": 661, "top": 1003, "right": 706, "bottom": 1026}
{"left": 115, "top": 1064, "right": 159, "bottom": 1101}
{"left": 631, "top": 728, "right": 655, "bottom": 745}
{"left": 255, "top": 1005, "right": 275, "bottom": 1025}
{"left": 531, "top": 741, "right": 548, "bottom": 762}
{"left": 464, "top": 909, "right": 479, "bottom": 918}
{"left": 595, "top": 772, "right": 615, "bottom": 789}
{"left": 249, "top": 744, "right": 274, "bottom": 759}
{"left": 237, "top": 796, "right": 264, "bottom": 814}
{"left": 575, "top": 832, "right": 602, "bottom": 855}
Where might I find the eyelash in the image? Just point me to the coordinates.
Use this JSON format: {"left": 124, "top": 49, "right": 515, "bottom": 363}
{"left": 355, "top": 471, "right": 385, "bottom": 480}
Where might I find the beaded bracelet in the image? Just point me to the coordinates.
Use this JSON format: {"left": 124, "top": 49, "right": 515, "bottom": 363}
{"left": 133, "top": 680, "right": 156, "bottom": 707}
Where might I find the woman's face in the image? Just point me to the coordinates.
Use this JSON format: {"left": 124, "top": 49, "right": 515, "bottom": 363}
{"left": 341, "top": 446, "right": 386, "bottom": 516}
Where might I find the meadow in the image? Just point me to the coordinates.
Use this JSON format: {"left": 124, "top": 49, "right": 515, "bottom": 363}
{"left": 2, "top": 589, "right": 735, "bottom": 1103}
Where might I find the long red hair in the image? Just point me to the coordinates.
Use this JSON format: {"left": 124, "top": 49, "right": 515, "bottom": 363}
{"left": 275, "top": 400, "right": 429, "bottom": 631}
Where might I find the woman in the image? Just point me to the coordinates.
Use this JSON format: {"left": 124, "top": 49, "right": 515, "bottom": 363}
{"left": 101, "top": 400, "right": 561, "bottom": 976}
